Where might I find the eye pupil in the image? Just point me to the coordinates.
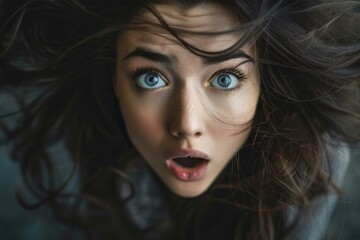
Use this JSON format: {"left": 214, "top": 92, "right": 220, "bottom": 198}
{"left": 145, "top": 74, "right": 159, "bottom": 86}
{"left": 217, "top": 74, "right": 231, "bottom": 87}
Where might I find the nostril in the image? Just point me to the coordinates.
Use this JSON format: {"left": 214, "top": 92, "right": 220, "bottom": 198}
{"left": 194, "top": 132, "right": 202, "bottom": 137}
{"left": 168, "top": 108, "right": 204, "bottom": 138}
{"left": 170, "top": 130, "right": 202, "bottom": 138}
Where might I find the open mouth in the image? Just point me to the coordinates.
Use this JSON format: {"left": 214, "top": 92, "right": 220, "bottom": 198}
{"left": 165, "top": 149, "right": 209, "bottom": 181}
{"left": 166, "top": 157, "right": 209, "bottom": 181}
{"left": 172, "top": 157, "right": 207, "bottom": 168}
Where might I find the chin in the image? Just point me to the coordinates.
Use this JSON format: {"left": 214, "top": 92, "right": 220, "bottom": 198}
{"left": 173, "top": 189, "right": 205, "bottom": 198}
{"left": 165, "top": 179, "right": 212, "bottom": 198}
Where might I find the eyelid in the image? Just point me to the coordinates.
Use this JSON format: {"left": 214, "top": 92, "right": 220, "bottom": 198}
{"left": 210, "top": 67, "right": 247, "bottom": 80}
{"left": 127, "top": 66, "right": 170, "bottom": 91}
{"left": 127, "top": 65, "right": 247, "bottom": 92}
{"left": 128, "top": 66, "right": 168, "bottom": 83}
{"left": 206, "top": 67, "right": 248, "bottom": 92}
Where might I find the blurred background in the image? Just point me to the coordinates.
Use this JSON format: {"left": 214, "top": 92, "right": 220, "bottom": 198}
{"left": 0, "top": 134, "right": 359, "bottom": 239}
{"left": 1, "top": 1, "right": 359, "bottom": 239}
{"left": 0, "top": 86, "right": 359, "bottom": 239}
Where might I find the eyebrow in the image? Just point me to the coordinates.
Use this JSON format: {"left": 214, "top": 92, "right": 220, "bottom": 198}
{"left": 122, "top": 48, "right": 175, "bottom": 65}
{"left": 203, "top": 51, "right": 254, "bottom": 66}
{"left": 122, "top": 47, "right": 253, "bottom": 66}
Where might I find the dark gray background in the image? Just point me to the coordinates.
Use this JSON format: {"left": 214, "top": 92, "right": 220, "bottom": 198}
{"left": 1, "top": 143, "right": 359, "bottom": 240}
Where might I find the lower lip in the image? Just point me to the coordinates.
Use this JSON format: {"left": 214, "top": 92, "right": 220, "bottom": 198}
{"left": 165, "top": 159, "right": 208, "bottom": 182}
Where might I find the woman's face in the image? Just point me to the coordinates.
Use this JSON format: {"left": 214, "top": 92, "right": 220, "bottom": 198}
{"left": 114, "top": 3, "right": 260, "bottom": 197}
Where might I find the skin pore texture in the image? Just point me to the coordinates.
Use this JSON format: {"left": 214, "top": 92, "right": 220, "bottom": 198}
{"left": 114, "top": 3, "right": 260, "bottom": 197}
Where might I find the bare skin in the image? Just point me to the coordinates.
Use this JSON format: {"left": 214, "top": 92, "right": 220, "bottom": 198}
{"left": 114, "top": 3, "right": 260, "bottom": 197}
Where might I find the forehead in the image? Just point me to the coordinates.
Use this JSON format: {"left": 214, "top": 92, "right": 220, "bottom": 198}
{"left": 117, "top": 3, "right": 245, "bottom": 53}
{"left": 138, "top": 3, "right": 238, "bottom": 32}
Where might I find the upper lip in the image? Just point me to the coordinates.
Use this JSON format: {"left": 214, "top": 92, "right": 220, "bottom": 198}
{"left": 166, "top": 148, "right": 210, "bottom": 160}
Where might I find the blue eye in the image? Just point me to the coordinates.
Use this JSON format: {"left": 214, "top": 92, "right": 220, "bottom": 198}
{"left": 210, "top": 73, "right": 240, "bottom": 90}
{"left": 137, "top": 72, "right": 166, "bottom": 89}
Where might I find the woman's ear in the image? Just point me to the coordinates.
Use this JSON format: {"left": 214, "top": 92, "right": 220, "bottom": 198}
{"left": 113, "top": 74, "right": 118, "bottom": 99}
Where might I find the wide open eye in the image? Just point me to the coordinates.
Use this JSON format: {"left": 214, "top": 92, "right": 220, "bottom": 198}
{"left": 137, "top": 72, "right": 166, "bottom": 89}
{"left": 210, "top": 73, "right": 240, "bottom": 90}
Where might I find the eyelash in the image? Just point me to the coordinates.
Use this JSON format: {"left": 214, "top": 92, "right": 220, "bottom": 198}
{"left": 210, "top": 67, "right": 247, "bottom": 92}
{"left": 128, "top": 66, "right": 166, "bottom": 82}
{"left": 128, "top": 65, "right": 247, "bottom": 91}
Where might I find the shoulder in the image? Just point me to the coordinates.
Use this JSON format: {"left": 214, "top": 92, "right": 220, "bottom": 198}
{"left": 288, "top": 138, "right": 351, "bottom": 240}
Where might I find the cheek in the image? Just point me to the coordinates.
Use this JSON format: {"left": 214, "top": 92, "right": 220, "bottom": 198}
{"left": 233, "top": 95, "right": 259, "bottom": 122}
{"left": 122, "top": 109, "right": 163, "bottom": 158}
{"left": 228, "top": 82, "right": 260, "bottom": 123}
{"left": 123, "top": 109, "right": 157, "bottom": 144}
{"left": 117, "top": 88, "right": 164, "bottom": 152}
{"left": 209, "top": 90, "right": 259, "bottom": 130}
{"left": 207, "top": 86, "right": 259, "bottom": 153}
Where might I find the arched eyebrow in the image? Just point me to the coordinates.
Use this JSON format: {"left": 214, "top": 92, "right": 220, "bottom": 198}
{"left": 122, "top": 47, "right": 176, "bottom": 65}
{"left": 122, "top": 47, "right": 253, "bottom": 66}
{"left": 203, "top": 52, "right": 254, "bottom": 66}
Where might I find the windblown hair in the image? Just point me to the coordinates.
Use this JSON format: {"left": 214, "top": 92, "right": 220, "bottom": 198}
{"left": 0, "top": 0, "right": 359, "bottom": 239}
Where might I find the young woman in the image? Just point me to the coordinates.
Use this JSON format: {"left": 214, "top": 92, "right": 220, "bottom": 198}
{"left": 0, "top": 0, "right": 359, "bottom": 239}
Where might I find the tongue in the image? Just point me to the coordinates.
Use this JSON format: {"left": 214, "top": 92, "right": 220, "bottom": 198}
{"left": 173, "top": 157, "right": 204, "bottom": 168}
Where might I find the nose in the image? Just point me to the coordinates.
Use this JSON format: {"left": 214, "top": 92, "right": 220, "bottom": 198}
{"left": 168, "top": 88, "right": 204, "bottom": 138}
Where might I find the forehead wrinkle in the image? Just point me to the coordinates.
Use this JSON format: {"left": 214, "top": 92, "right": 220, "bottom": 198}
{"left": 120, "top": 3, "right": 255, "bottom": 70}
{"left": 139, "top": 3, "right": 239, "bottom": 32}
{"left": 150, "top": 3, "right": 215, "bottom": 19}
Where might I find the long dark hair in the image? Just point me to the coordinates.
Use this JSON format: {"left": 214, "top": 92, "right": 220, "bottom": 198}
{"left": 1, "top": 0, "right": 359, "bottom": 239}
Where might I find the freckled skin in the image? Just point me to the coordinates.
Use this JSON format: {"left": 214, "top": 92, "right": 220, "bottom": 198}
{"left": 113, "top": 3, "right": 260, "bottom": 197}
